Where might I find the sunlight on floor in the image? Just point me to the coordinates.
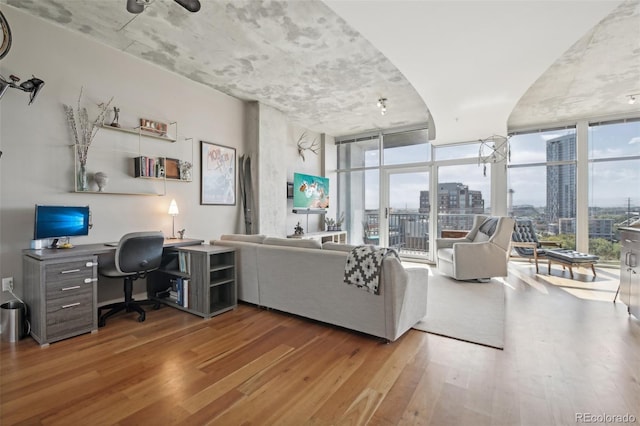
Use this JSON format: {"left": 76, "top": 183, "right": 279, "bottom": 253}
{"left": 402, "top": 258, "right": 621, "bottom": 303}
{"left": 510, "top": 260, "right": 619, "bottom": 302}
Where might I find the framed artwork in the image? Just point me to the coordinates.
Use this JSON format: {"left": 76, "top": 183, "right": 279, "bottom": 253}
{"left": 201, "top": 141, "right": 236, "bottom": 205}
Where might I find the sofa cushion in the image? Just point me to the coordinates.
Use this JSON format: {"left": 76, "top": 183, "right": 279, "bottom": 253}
{"left": 322, "top": 242, "right": 360, "bottom": 252}
{"left": 263, "top": 237, "right": 322, "bottom": 249}
{"left": 220, "top": 234, "right": 266, "bottom": 244}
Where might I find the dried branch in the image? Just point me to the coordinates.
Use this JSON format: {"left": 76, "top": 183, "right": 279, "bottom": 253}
{"left": 64, "top": 87, "right": 113, "bottom": 166}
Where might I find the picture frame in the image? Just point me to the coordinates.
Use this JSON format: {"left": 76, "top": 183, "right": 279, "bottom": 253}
{"left": 200, "top": 140, "right": 236, "bottom": 205}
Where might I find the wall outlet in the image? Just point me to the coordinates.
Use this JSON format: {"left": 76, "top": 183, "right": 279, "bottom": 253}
{"left": 2, "top": 277, "right": 14, "bottom": 292}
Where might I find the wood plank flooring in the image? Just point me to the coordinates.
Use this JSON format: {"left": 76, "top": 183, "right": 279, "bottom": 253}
{"left": 1, "top": 263, "right": 639, "bottom": 425}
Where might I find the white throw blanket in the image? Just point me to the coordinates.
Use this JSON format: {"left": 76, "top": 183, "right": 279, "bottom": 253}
{"left": 344, "top": 245, "right": 399, "bottom": 294}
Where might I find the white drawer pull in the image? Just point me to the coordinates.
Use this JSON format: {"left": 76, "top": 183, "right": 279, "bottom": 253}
{"left": 61, "top": 286, "right": 81, "bottom": 291}
{"left": 84, "top": 278, "right": 98, "bottom": 284}
{"left": 60, "top": 269, "right": 81, "bottom": 274}
{"left": 61, "top": 302, "right": 80, "bottom": 309}
{"left": 86, "top": 262, "right": 98, "bottom": 267}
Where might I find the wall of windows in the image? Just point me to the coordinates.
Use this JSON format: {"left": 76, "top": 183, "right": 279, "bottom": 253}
{"left": 336, "top": 127, "right": 494, "bottom": 261}
{"left": 587, "top": 120, "right": 640, "bottom": 262}
{"left": 337, "top": 127, "right": 431, "bottom": 259}
{"left": 336, "top": 116, "right": 639, "bottom": 265}
{"left": 508, "top": 118, "right": 639, "bottom": 264}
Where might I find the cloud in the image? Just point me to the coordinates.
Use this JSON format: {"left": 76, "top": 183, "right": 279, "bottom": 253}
{"left": 629, "top": 137, "right": 640, "bottom": 145}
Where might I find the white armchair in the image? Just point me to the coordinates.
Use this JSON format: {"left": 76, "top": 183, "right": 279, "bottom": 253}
{"left": 435, "top": 215, "right": 515, "bottom": 281}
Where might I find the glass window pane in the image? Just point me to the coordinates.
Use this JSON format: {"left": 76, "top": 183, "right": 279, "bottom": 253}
{"left": 589, "top": 120, "right": 640, "bottom": 159}
{"left": 589, "top": 159, "right": 639, "bottom": 263}
{"left": 435, "top": 142, "right": 481, "bottom": 161}
{"left": 510, "top": 128, "right": 576, "bottom": 165}
{"left": 388, "top": 171, "right": 430, "bottom": 255}
{"left": 337, "top": 137, "right": 379, "bottom": 169}
{"left": 437, "top": 165, "right": 490, "bottom": 234}
{"left": 338, "top": 169, "right": 379, "bottom": 245}
{"left": 508, "top": 165, "right": 575, "bottom": 249}
{"left": 383, "top": 129, "right": 430, "bottom": 165}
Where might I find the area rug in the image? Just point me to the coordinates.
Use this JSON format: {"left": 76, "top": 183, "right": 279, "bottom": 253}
{"left": 412, "top": 272, "right": 505, "bottom": 349}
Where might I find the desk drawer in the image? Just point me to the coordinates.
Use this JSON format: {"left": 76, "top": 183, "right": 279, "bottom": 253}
{"left": 45, "top": 259, "right": 96, "bottom": 285}
{"left": 46, "top": 278, "right": 95, "bottom": 302}
{"left": 46, "top": 291, "right": 94, "bottom": 339}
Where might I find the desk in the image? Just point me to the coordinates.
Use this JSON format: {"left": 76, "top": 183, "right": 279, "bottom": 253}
{"left": 22, "top": 238, "right": 203, "bottom": 345}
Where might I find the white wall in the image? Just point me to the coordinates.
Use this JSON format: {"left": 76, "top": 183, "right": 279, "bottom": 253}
{"left": 0, "top": 8, "right": 246, "bottom": 300}
{"left": 252, "top": 103, "right": 325, "bottom": 237}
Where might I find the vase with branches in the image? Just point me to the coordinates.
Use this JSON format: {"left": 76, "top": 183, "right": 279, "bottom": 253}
{"left": 63, "top": 88, "right": 113, "bottom": 191}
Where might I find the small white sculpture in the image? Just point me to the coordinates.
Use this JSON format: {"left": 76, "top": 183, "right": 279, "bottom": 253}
{"left": 94, "top": 172, "right": 109, "bottom": 192}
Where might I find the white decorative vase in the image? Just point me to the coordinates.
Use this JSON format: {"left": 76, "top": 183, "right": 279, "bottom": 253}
{"left": 94, "top": 172, "right": 109, "bottom": 192}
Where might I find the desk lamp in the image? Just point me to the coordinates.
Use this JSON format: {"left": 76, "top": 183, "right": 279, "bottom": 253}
{"left": 168, "top": 199, "right": 179, "bottom": 239}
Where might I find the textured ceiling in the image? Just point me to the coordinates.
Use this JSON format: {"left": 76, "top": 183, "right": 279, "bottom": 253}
{"left": 327, "top": 0, "right": 639, "bottom": 143}
{"left": 508, "top": 0, "right": 640, "bottom": 129}
{"left": 6, "top": 0, "right": 639, "bottom": 142}
{"left": 5, "top": 0, "right": 430, "bottom": 137}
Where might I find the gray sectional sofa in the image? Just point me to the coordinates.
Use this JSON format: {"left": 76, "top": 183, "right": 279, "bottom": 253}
{"left": 210, "top": 234, "right": 429, "bottom": 342}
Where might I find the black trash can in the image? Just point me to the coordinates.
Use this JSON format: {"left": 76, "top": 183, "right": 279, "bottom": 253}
{"left": 1, "top": 300, "right": 29, "bottom": 342}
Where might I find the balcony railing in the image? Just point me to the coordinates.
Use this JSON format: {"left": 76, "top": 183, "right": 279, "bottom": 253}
{"left": 361, "top": 212, "right": 481, "bottom": 256}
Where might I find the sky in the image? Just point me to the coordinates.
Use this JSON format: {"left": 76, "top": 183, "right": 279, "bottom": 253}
{"left": 356, "top": 120, "right": 639, "bottom": 211}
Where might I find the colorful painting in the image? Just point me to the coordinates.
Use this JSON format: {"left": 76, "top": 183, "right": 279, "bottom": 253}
{"left": 201, "top": 141, "right": 236, "bottom": 205}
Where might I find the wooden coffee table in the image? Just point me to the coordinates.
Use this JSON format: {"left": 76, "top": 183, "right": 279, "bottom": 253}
{"left": 546, "top": 249, "right": 599, "bottom": 279}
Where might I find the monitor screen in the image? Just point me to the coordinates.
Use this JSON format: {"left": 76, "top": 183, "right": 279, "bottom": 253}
{"left": 34, "top": 205, "right": 90, "bottom": 240}
{"left": 293, "top": 172, "right": 329, "bottom": 211}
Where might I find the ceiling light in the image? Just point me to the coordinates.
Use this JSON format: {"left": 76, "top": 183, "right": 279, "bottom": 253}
{"left": 377, "top": 98, "right": 387, "bottom": 115}
{"left": 628, "top": 94, "right": 637, "bottom": 105}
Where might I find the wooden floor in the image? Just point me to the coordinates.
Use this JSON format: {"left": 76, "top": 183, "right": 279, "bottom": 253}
{"left": 1, "top": 262, "right": 639, "bottom": 425}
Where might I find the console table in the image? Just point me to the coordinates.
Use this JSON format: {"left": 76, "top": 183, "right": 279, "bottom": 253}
{"left": 22, "top": 238, "right": 203, "bottom": 346}
{"left": 287, "top": 230, "right": 347, "bottom": 244}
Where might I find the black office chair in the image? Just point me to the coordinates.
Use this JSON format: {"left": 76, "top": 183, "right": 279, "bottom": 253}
{"left": 97, "top": 231, "right": 165, "bottom": 327}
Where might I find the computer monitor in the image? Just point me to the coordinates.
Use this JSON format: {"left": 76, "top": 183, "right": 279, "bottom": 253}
{"left": 34, "top": 205, "right": 90, "bottom": 247}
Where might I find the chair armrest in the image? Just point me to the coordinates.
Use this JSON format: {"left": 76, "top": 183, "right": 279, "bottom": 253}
{"left": 539, "top": 240, "right": 562, "bottom": 248}
{"left": 510, "top": 241, "right": 537, "bottom": 249}
{"left": 435, "top": 237, "right": 470, "bottom": 250}
{"left": 452, "top": 241, "right": 502, "bottom": 260}
{"left": 510, "top": 241, "right": 539, "bottom": 259}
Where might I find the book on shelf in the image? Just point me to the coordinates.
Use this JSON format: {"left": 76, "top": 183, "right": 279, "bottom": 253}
{"left": 168, "top": 276, "right": 190, "bottom": 307}
{"left": 177, "top": 278, "right": 183, "bottom": 306}
{"left": 178, "top": 251, "right": 191, "bottom": 274}
{"left": 183, "top": 279, "right": 189, "bottom": 308}
{"left": 133, "top": 156, "right": 166, "bottom": 178}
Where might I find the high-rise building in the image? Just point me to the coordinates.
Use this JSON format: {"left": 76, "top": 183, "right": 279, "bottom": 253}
{"left": 546, "top": 134, "right": 576, "bottom": 226}
{"left": 432, "top": 182, "right": 485, "bottom": 230}
{"left": 419, "top": 190, "right": 430, "bottom": 213}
